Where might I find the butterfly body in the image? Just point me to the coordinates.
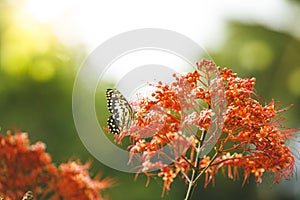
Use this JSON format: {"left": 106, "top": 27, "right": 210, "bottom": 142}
{"left": 106, "top": 89, "right": 135, "bottom": 134}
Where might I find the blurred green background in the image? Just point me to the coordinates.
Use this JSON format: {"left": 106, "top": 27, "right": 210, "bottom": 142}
{"left": 0, "top": 0, "right": 300, "bottom": 200}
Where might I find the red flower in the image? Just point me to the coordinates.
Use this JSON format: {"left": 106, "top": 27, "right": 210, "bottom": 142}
{"left": 112, "top": 59, "right": 297, "bottom": 198}
{"left": 54, "top": 161, "right": 114, "bottom": 200}
{"left": 0, "top": 131, "right": 114, "bottom": 199}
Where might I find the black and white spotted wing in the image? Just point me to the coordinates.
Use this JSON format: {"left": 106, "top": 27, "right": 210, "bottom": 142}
{"left": 106, "top": 89, "right": 135, "bottom": 134}
{"left": 21, "top": 191, "right": 34, "bottom": 200}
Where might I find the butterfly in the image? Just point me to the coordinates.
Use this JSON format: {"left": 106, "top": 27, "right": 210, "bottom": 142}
{"left": 106, "top": 89, "right": 135, "bottom": 134}
{"left": 21, "top": 191, "right": 34, "bottom": 200}
{"left": 0, "top": 191, "right": 34, "bottom": 200}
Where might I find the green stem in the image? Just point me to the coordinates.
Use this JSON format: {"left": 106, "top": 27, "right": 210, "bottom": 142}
{"left": 184, "top": 129, "right": 221, "bottom": 199}
{"left": 184, "top": 129, "right": 206, "bottom": 200}
{"left": 184, "top": 169, "right": 196, "bottom": 200}
{"left": 192, "top": 151, "right": 218, "bottom": 184}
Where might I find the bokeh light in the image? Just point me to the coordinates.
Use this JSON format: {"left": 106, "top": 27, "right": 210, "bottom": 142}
{"left": 238, "top": 40, "right": 274, "bottom": 70}
{"left": 288, "top": 67, "right": 300, "bottom": 96}
{"left": 28, "top": 59, "right": 56, "bottom": 82}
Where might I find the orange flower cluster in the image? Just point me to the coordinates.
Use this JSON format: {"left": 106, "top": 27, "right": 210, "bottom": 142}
{"left": 0, "top": 131, "right": 113, "bottom": 200}
{"left": 115, "top": 59, "right": 296, "bottom": 196}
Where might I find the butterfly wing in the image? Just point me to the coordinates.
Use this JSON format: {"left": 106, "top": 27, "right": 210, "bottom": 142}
{"left": 107, "top": 115, "right": 121, "bottom": 134}
{"left": 21, "top": 191, "right": 34, "bottom": 200}
{"left": 106, "top": 89, "right": 134, "bottom": 134}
